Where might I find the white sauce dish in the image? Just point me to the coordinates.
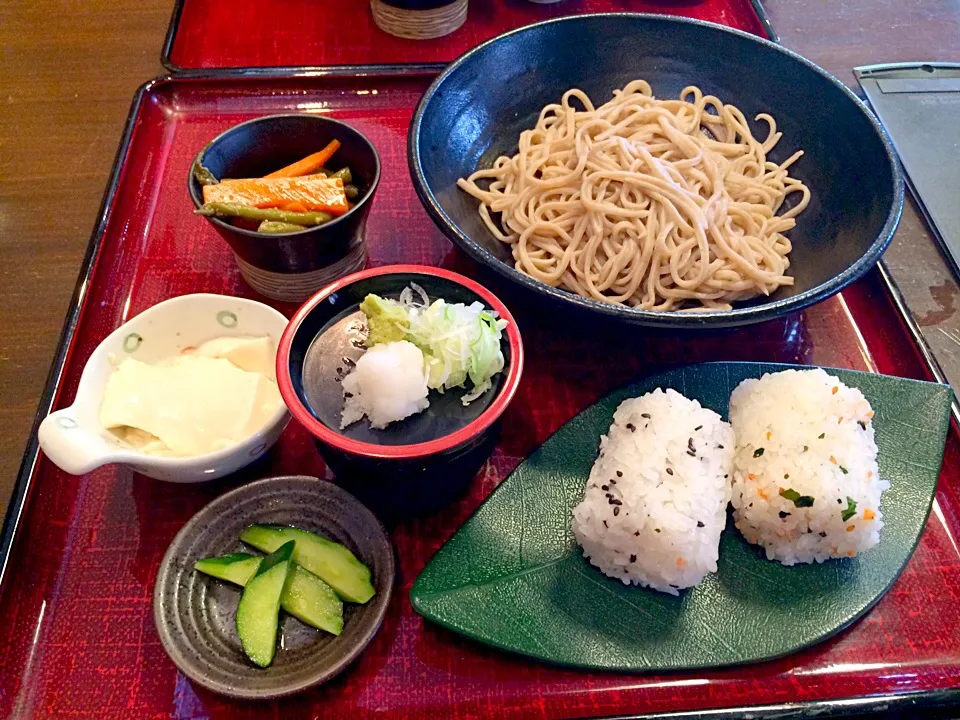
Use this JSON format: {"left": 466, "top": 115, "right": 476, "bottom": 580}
{"left": 38, "top": 294, "right": 290, "bottom": 483}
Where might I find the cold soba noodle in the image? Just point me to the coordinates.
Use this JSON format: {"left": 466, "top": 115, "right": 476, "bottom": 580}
{"left": 457, "top": 81, "right": 810, "bottom": 310}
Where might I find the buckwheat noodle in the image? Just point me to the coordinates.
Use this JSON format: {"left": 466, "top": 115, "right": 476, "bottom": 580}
{"left": 457, "top": 81, "right": 810, "bottom": 311}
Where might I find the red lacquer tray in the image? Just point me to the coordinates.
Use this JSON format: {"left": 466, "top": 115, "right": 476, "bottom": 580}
{"left": 161, "top": 0, "right": 774, "bottom": 71}
{"left": 4, "top": 71, "right": 960, "bottom": 720}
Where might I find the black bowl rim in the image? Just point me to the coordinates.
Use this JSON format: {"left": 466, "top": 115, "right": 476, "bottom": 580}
{"left": 408, "top": 13, "right": 905, "bottom": 330}
{"left": 276, "top": 264, "right": 525, "bottom": 459}
{"left": 188, "top": 113, "right": 382, "bottom": 239}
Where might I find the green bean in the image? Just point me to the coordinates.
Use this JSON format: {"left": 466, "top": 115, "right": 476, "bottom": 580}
{"left": 257, "top": 220, "right": 311, "bottom": 234}
{"left": 344, "top": 184, "right": 360, "bottom": 200}
{"left": 192, "top": 159, "right": 220, "bottom": 186}
{"left": 196, "top": 202, "right": 333, "bottom": 226}
{"left": 328, "top": 167, "right": 352, "bottom": 183}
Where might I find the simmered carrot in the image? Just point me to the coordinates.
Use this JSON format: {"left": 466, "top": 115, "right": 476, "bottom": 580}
{"left": 202, "top": 176, "right": 349, "bottom": 216}
{"left": 263, "top": 140, "right": 341, "bottom": 179}
{"left": 215, "top": 183, "right": 314, "bottom": 214}
{"left": 219, "top": 172, "right": 328, "bottom": 185}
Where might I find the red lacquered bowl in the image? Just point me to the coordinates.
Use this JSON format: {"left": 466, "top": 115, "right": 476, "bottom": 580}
{"left": 277, "top": 265, "right": 524, "bottom": 519}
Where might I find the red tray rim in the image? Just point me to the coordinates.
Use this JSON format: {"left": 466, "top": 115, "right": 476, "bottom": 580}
{"left": 158, "top": 1, "right": 780, "bottom": 73}
{"left": 5, "top": 69, "right": 960, "bottom": 720}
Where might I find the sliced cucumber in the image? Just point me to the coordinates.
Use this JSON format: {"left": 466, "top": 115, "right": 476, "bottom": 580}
{"left": 283, "top": 565, "right": 344, "bottom": 636}
{"left": 195, "top": 553, "right": 261, "bottom": 586}
{"left": 236, "top": 541, "right": 294, "bottom": 667}
{"left": 195, "top": 552, "right": 344, "bottom": 635}
{"left": 240, "top": 524, "right": 375, "bottom": 604}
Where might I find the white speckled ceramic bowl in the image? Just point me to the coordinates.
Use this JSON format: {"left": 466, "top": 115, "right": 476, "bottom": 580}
{"left": 37, "top": 293, "right": 290, "bottom": 483}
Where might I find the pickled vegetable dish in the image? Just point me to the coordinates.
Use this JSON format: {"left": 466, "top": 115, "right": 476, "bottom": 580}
{"left": 194, "top": 139, "right": 362, "bottom": 234}
{"left": 194, "top": 524, "right": 376, "bottom": 668}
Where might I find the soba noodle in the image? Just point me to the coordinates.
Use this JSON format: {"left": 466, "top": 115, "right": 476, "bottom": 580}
{"left": 457, "top": 81, "right": 810, "bottom": 311}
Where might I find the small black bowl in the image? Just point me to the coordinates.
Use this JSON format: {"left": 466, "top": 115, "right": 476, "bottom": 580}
{"left": 189, "top": 114, "right": 381, "bottom": 302}
{"left": 408, "top": 14, "right": 904, "bottom": 329}
{"left": 276, "top": 265, "right": 524, "bottom": 519}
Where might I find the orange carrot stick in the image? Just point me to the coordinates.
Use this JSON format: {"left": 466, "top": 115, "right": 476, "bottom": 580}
{"left": 263, "top": 140, "right": 341, "bottom": 179}
{"left": 202, "top": 176, "right": 349, "bottom": 216}
{"left": 219, "top": 172, "right": 327, "bottom": 185}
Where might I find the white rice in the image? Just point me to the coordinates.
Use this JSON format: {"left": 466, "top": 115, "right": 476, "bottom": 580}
{"left": 729, "top": 368, "right": 885, "bottom": 565}
{"left": 571, "top": 389, "right": 735, "bottom": 595}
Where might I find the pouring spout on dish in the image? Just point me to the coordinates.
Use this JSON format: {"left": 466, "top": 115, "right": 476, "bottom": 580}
{"left": 35, "top": 292, "right": 292, "bottom": 483}
{"left": 38, "top": 407, "right": 131, "bottom": 475}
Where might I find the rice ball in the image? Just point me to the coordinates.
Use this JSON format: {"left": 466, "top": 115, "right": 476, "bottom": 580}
{"left": 572, "top": 389, "right": 735, "bottom": 595}
{"left": 729, "top": 368, "right": 886, "bottom": 565}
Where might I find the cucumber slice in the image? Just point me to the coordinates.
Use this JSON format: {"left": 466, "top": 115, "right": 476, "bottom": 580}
{"left": 195, "top": 553, "right": 261, "bottom": 586}
{"left": 283, "top": 566, "right": 344, "bottom": 636}
{"left": 240, "top": 524, "right": 375, "bottom": 604}
{"left": 195, "top": 553, "right": 344, "bottom": 635}
{"left": 236, "top": 541, "right": 294, "bottom": 667}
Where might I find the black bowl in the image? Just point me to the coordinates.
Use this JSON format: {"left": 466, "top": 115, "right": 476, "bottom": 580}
{"left": 409, "top": 14, "right": 904, "bottom": 329}
{"left": 276, "top": 265, "right": 524, "bottom": 519}
{"left": 189, "top": 114, "right": 381, "bottom": 302}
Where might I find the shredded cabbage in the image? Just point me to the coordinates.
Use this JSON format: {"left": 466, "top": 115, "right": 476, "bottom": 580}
{"left": 360, "top": 286, "right": 508, "bottom": 405}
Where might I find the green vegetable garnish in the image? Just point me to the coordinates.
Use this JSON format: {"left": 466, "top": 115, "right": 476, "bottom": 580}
{"left": 359, "top": 287, "right": 509, "bottom": 405}
{"left": 753, "top": 448, "right": 765, "bottom": 457}
{"left": 360, "top": 294, "right": 409, "bottom": 346}
{"left": 841, "top": 497, "right": 858, "bottom": 522}
{"left": 779, "top": 488, "right": 815, "bottom": 508}
{"left": 196, "top": 202, "right": 332, "bottom": 226}
{"left": 818, "top": 433, "right": 826, "bottom": 439}
{"left": 257, "top": 220, "right": 310, "bottom": 234}
{"left": 328, "top": 167, "right": 353, "bottom": 183}
{"left": 192, "top": 158, "right": 219, "bottom": 186}
{"left": 839, "top": 466, "right": 848, "bottom": 474}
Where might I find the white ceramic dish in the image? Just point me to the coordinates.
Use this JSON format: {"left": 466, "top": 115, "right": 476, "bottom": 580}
{"left": 38, "top": 294, "right": 291, "bottom": 483}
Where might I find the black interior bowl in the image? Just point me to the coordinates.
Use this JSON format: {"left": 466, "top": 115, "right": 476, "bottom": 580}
{"left": 409, "top": 14, "right": 904, "bottom": 330}
{"left": 277, "top": 265, "right": 524, "bottom": 519}
{"left": 188, "top": 114, "right": 381, "bottom": 299}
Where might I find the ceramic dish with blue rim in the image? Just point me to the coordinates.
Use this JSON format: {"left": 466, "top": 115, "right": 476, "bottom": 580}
{"left": 411, "top": 362, "right": 952, "bottom": 670}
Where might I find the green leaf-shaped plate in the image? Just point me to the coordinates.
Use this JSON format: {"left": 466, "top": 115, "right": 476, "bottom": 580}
{"left": 411, "top": 362, "right": 954, "bottom": 671}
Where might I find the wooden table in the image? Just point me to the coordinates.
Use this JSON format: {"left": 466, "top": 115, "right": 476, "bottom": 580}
{"left": 1, "top": 0, "right": 958, "bottom": 521}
